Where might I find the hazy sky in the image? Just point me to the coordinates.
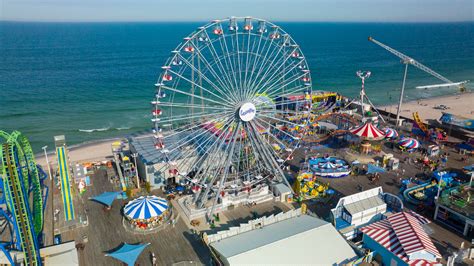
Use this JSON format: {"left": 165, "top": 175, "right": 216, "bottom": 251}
{"left": 1, "top": 0, "right": 473, "bottom": 22}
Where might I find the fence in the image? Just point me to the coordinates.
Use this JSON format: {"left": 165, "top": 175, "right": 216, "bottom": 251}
{"left": 204, "top": 208, "right": 302, "bottom": 244}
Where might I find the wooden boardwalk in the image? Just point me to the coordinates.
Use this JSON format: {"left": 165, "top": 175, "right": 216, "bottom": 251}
{"left": 288, "top": 141, "right": 472, "bottom": 260}
{"left": 43, "top": 166, "right": 210, "bottom": 266}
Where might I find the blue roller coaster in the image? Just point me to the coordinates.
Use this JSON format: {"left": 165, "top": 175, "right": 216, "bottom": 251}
{"left": 0, "top": 131, "right": 48, "bottom": 265}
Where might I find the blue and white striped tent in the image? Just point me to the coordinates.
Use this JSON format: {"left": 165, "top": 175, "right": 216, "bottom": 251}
{"left": 320, "top": 161, "right": 337, "bottom": 169}
{"left": 124, "top": 196, "right": 168, "bottom": 220}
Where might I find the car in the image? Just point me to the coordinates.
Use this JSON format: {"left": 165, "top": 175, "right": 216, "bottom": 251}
{"left": 434, "top": 104, "right": 449, "bottom": 110}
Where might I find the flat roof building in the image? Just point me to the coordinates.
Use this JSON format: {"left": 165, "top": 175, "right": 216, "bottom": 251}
{"left": 208, "top": 213, "right": 357, "bottom": 265}
{"left": 331, "top": 187, "right": 403, "bottom": 240}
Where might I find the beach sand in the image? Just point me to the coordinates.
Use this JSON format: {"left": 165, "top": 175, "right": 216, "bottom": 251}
{"left": 378, "top": 92, "right": 474, "bottom": 121}
{"left": 35, "top": 138, "right": 119, "bottom": 167}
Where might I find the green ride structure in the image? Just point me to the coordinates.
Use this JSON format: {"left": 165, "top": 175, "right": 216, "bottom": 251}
{"left": 0, "top": 131, "right": 47, "bottom": 265}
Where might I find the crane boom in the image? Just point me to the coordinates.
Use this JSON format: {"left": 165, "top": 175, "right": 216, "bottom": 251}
{"left": 368, "top": 36, "right": 458, "bottom": 85}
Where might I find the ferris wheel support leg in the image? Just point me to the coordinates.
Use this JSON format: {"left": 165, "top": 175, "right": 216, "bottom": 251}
{"left": 207, "top": 123, "right": 241, "bottom": 221}
{"left": 249, "top": 122, "right": 294, "bottom": 194}
{"left": 192, "top": 118, "right": 236, "bottom": 207}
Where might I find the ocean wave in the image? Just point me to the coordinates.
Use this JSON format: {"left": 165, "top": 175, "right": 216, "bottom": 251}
{"left": 78, "top": 127, "right": 110, "bottom": 133}
{"left": 116, "top": 127, "right": 131, "bottom": 130}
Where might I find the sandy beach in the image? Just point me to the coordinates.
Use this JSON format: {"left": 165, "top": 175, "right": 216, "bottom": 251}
{"left": 35, "top": 138, "right": 120, "bottom": 168}
{"left": 378, "top": 92, "right": 474, "bottom": 122}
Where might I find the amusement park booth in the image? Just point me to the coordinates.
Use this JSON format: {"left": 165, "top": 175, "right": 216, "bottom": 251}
{"left": 360, "top": 212, "right": 441, "bottom": 266}
{"left": 331, "top": 187, "right": 403, "bottom": 240}
{"left": 206, "top": 210, "right": 357, "bottom": 265}
{"left": 271, "top": 183, "right": 292, "bottom": 202}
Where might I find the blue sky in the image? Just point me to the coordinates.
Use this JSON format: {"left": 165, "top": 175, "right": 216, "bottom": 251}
{"left": 1, "top": 0, "right": 473, "bottom": 22}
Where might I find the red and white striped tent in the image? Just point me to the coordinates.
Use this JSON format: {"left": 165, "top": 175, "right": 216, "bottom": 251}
{"left": 360, "top": 212, "right": 441, "bottom": 265}
{"left": 350, "top": 122, "right": 385, "bottom": 140}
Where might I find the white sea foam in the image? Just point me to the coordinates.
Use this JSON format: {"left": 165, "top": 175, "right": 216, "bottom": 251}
{"left": 78, "top": 127, "right": 110, "bottom": 133}
{"left": 116, "top": 127, "right": 131, "bottom": 130}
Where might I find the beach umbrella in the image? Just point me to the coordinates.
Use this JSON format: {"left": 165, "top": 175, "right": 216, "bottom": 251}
{"left": 124, "top": 196, "right": 168, "bottom": 220}
{"left": 105, "top": 243, "right": 150, "bottom": 266}
{"left": 349, "top": 122, "right": 385, "bottom": 140}
{"left": 384, "top": 128, "right": 398, "bottom": 139}
{"left": 398, "top": 137, "right": 420, "bottom": 150}
{"left": 89, "top": 191, "right": 120, "bottom": 207}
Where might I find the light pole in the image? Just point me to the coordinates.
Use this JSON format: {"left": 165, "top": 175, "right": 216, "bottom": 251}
{"left": 42, "top": 146, "right": 53, "bottom": 181}
{"left": 132, "top": 153, "right": 140, "bottom": 189}
{"left": 395, "top": 61, "right": 410, "bottom": 126}
{"left": 356, "top": 70, "right": 371, "bottom": 120}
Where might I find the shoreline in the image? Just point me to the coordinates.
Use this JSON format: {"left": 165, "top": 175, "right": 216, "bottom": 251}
{"left": 377, "top": 91, "right": 474, "bottom": 122}
{"left": 35, "top": 137, "right": 122, "bottom": 167}
{"left": 35, "top": 92, "right": 474, "bottom": 166}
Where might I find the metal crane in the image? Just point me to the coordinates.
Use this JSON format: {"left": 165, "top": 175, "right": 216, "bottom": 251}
{"left": 368, "top": 36, "right": 469, "bottom": 124}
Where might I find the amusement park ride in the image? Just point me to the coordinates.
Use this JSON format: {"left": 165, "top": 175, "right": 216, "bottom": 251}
{"left": 0, "top": 131, "right": 47, "bottom": 265}
{"left": 151, "top": 17, "right": 314, "bottom": 219}
{"left": 368, "top": 37, "right": 470, "bottom": 125}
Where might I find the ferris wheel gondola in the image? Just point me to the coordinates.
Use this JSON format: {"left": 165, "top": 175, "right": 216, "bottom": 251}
{"left": 151, "top": 17, "right": 312, "bottom": 213}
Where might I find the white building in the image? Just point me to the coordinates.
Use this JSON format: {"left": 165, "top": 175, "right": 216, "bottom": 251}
{"left": 331, "top": 187, "right": 403, "bottom": 240}
{"left": 208, "top": 212, "right": 357, "bottom": 265}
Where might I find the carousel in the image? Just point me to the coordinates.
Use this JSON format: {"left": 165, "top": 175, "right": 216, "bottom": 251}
{"left": 123, "top": 196, "right": 170, "bottom": 230}
{"left": 349, "top": 122, "right": 385, "bottom": 153}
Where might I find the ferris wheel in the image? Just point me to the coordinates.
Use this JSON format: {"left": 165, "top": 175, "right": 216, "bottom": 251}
{"left": 152, "top": 17, "right": 312, "bottom": 210}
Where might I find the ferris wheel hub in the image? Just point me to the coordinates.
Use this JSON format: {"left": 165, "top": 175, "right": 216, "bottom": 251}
{"left": 238, "top": 102, "right": 256, "bottom": 122}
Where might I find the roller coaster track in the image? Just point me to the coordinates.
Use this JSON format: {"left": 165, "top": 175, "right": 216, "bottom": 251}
{"left": 313, "top": 112, "right": 358, "bottom": 125}
{"left": 1, "top": 143, "right": 40, "bottom": 265}
{"left": 303, "top": 129, "right": 349, "bottom": 143}
{"left": 0, "top": 131, "right": 44, "bottom": 235}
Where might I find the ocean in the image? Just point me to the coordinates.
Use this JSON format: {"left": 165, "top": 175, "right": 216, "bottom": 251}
{"left": 1, "top": 21, "right": 473, "bottom": 152}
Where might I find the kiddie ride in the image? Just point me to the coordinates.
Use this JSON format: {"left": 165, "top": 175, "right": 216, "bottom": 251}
{"left": 293, "top": 172, "right": 329, "bottom": 201}
{"left": 402, "top": 171, "right": 459, "bottom": 206}
{"left": 412, "top": 112, "right": 448, "bottom": 143}
{"left": 309, "top": 156, "right": 351, "bottom": 178}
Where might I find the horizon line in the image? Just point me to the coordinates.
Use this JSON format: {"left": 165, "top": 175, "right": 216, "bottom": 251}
{"left": 2, "top": 19, "right": 474, "bottom": 24}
